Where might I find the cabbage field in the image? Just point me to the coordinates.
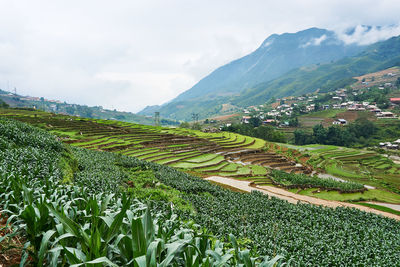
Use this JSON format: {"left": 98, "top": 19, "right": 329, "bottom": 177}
{"left": 0, "top": 118, "right": 282, "bottom": 266}
{"left": 1, "top": 115, "right": 400, "bottom": 266}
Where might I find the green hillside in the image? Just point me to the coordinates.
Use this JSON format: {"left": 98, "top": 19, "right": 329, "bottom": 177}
{"left": 139, "top": 27, "right": 366, "bottom": 120}
{"left": 2, "top": 109, "right": 400, "bottom": 265}
{"left": 0, "top": 89, "right": 179, "bottom": 126}
{"left": 235, "top": 35, "right": 400, "bottom": 106}
{"left": 142, "top": 34, "right": 400, "bottom": 121}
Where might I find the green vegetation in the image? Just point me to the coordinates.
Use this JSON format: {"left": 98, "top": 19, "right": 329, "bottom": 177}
{"left": 0, "top": 118, "right": 283, "bottom": 266}
{"left": 290, "top": 187, "right": 400, "bottom": 203}
{"left": 269, "top": 169, "right": 365, "bottom": 193}
{"left": 235, "top": 35, "right": 400, "bottom": 107}
{"left": 3, "top": 115, "right": 400, "bottom": 265}
{"left": 0, "top": 91, "right": 179, "bottom": 126}
{"left": 298, "top": 144, "right": 400, "bottom": 195}
{"left": 294, "top": 118, "right": 378, "bottom": 147}
{"left": 355, "top": 202, "right": 400, "bottom": 216}
{"left": 222, "top": 123, "right": 286, "bottom": 143}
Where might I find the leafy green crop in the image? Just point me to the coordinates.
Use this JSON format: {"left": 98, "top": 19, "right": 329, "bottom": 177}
{"left": 0, "top": 118, "right": 283, "bottom": 266}
{"left": 268, "top": 169, "right": 365, "bottom": 192}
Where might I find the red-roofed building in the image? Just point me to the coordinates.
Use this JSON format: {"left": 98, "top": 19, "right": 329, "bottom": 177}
{"left": 390, "top": 98, "right": 400, "bottom": 104}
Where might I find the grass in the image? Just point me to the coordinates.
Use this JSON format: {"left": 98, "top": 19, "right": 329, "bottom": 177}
{"left": 355, "top": 202, "right": 400, "bottom": 216}
{"left": 184, "top": 154, "right": 218, "bottom": 163}
{"left": 171, "top": 155, "right": 225, "bottom": 169}
{"left": 291, "top": 188, "right": 400, "bottom": 203}
{"left": 250, "top": 165, "right": 267, "bottom": 175}
{"left": 325, "top": 162, "right": 363, "bottom": 179}
{"left": 299, "top": 109, "right": 345, "bottom": 118}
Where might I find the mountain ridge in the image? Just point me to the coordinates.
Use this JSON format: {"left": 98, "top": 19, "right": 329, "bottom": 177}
{"left": 139, "top": 27, "right": 400, "bottom": 121}
{"left": 138, "top": 27, "right": 369, "bottom": 120}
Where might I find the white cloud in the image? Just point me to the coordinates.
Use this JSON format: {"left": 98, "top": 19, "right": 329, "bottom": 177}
{"left": 301, "top": 34, "right": 327, "bottom": 47}
{"left": 95, "top": 72, "right": 196, "bottom": 111}
{"left": 335, "top": 25, "right": 400, "bottom": 45}
{"left": 0, "top": 1, "right": 399, "bottom": 113}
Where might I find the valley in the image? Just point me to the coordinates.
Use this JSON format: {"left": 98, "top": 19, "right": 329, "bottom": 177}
{"left": 3, "top": 107, "right": 400, "bottom": 212}
{"left": 2, "top": 110, "right": 400, "bottom": 266}
{"left": 2, "top": 15, "right": 400, "bottom": 265}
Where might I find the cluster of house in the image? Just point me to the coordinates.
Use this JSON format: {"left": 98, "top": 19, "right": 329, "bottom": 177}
{"left": 240, "top": 84, "right": 400, "bottom": 125}
{"left": 379, "top": 139, "right": 400, "bottom": 150}
{"left": 241, "top": 115, "right": 287, "bottom": 127}
{"left": 0, "top": 92, "right": 64, "bottom": 104}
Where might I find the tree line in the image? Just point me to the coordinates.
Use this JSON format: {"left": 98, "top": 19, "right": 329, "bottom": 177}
{"left": 294, "top": 118, "right": 377, "bottom": 147}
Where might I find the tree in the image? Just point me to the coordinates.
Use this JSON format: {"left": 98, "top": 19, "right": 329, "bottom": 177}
{"left": 349, "top": 118, "right": 377, "bottom": 138}
{"left": 191, "top": 123, "right": 202, "bottom": 130}
{"left": 65, "top": 106, "right": 75, "bottom": 115}
{"left": 294, "top": 130, "right": 314, "bottom": 145}
{"left": 249, "top": 117, "right": 262, "bottom": 127}
{"left": 179, "top": 122, "right": 190, "bottom": 128}
{"left": 314, "top": 102, "right": 321, "bottom": 111}
{"left": 313, "top": 124, "right": 327, "bottom": 144}
{"left": 289, "top": 117, "right": 299, "bottom": 127}
{"left": 0, "top": 99, "right": 9, "bottom": 108}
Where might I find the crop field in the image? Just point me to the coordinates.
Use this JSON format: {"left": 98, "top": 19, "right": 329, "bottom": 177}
{"left": 278, "top": 143, "right": 400, "bottom": 202}
{"left": 0, "top": 108, "right": 316, "bottom": 189}
{"left": 3, "top": 108, "right": 400, "bottom": 204}
{"left": 2, "top": 116, "right": 400, "bottom": 266}
{"left": 0, "top": 117, "right": 284, "bottom": 266}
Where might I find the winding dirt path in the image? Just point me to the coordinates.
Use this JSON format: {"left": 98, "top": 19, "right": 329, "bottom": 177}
{"left": 205, "top": 176, "right": 400, "bottom": 220}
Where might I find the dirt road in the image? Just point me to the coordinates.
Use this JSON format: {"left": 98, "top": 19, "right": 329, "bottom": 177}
{"left": 205, "top": 176, "right": 400, "bottom": 220}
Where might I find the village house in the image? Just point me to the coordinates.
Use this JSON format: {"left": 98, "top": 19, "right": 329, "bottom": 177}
{"left": 263, "top": 119, "right": 277, "bottom": 125}
{"left": 390, "top": 98, "right": 400, "bottom": 105}
{"left": 241, "top": 116, "right": 251, "bottom": 124}
{"left": 332, "top": 119, "right": 347, "bottom": 125}
{"left": 376, "top": 112, "right": 396, "bottom": 118}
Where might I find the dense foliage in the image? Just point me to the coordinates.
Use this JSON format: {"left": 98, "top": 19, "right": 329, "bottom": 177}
{"left": 268, "top": 169, "right": 365, "bottom": 192}
{"left": 294, "top": 118, "right": 379, "bottom": 147}
{"left": 221, "top": 123, "right": 286, "bottom": 143}
{"left": 0, "top": 118, "right": 281, "bottom": 266}
{"left": 2, "top": 117, "right": 400, "bottom": 266}
{"left": 117, "top": 154, "right": 400, "bottom": 266}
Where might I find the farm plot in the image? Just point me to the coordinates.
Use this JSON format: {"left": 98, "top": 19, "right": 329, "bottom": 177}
{"left": 4, "top": 108, "right": 386, "bottom": 201}
{"left": 277, "top": 143, "right": 400, "bottom": 196}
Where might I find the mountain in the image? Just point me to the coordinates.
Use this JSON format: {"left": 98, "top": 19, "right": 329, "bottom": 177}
{"left": 0, "top": 90, "right": 179, "bottom": 126}
{"left": 233, "top": 35, "right": 400, "bottom": 107}
{"left": 139, "top": 27, "right": 367, "bottom": 120}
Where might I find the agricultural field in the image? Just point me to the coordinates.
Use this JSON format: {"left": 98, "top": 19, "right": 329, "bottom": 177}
{"left": 2, "top": 117, "right": 400, "bottom": 266}
{"left": 2, "top": 108, "right": 400, "bottom": 206}
{"left": 278, "top": 143, "right": 400, "bottom": 203}
{"left": 0, "top": 117, "right": 283, "bottom": 266}
{"left": 0, "top": 108, "right": 315, "bottom": 191}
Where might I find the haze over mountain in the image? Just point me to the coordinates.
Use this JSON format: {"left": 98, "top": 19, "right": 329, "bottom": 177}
{"left": 173, "top": 28, "right": 364, "bottom": 101}
{"left": 139, "top": 27, "right": 400, "bottom": 121}
{"left": 138, "top": 27, "right": 366, "bottom": 120}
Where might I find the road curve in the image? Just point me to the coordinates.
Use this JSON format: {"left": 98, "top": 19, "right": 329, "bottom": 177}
{"left": 205, "top": 176, "right": 400, "bottom": 220}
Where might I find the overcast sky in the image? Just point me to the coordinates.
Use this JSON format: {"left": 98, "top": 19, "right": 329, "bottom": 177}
{"left": 1, "top": 1, "right": 400, "bottom": 113}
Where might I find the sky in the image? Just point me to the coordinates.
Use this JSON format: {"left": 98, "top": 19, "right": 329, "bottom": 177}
{"left": 1, "top": 1, "right": 400, "bottom": 113}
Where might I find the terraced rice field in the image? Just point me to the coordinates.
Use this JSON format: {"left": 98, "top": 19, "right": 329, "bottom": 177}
{"left": 278, "top": 143, "right": 400, "bottom": 194}
{"left": 1, "top": 110, "right": 312, "bottom": 187}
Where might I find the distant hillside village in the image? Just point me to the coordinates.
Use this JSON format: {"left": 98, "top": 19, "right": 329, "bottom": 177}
{"left": 0, "top": 89, "right": 179, "bottom": 126}
{"left": 240, "top": 80, "right": 400, "bottom": 127}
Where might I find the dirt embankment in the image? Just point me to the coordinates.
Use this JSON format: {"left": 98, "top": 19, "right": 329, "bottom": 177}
{"left": 205, "top": 176, "right": 400, "bottom": 220}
